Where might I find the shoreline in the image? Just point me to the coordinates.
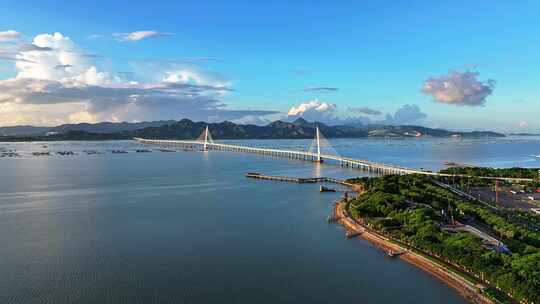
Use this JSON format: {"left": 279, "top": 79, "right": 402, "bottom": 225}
{"left": 334, "top": 201, "right": 494, "bottom": 304}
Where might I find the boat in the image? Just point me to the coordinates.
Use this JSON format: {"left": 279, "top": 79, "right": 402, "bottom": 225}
{"left": 385, "top": 249, "right": 404, "bottom": 257}
{"left": 320, "top": 185, "right": 336, "bottom": 192}
{"left": 32, "top": 152, "right": 51, "bottom": 156}
{"left": 56, "top": 151, "right": 75, "bottom": 156}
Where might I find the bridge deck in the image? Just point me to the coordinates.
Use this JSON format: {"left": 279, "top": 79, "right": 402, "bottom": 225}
{"left": 134, "top": 138, "right": 534, "bottom": 182}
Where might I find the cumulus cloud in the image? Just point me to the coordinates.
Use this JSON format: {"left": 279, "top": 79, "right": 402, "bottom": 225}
{"left": 0, "top": 32, "right": 277, "bottom": 125}
{"left": 302, "top": 86, "right": 338, "bottom": 93}
{"left": 348, "top": 107, "right": 382, "bottom": 115}
{"left": 286, "top": 100, "right": 429, "bottom": 126}
{"left": 13, "top": 32, "right": 110, "bottom": 86}
{"left": 422, "top": 70, "right": 495, "bottom": 106}
{"left": 288, "top": 99, "right": 336, "bottom": 117}
{"left": 383, "top": 104, "right": 427, "bottom": 125}
{"left": 285, "top": 99, "right": 370, "bottom": 125}
{"left": 114, "top": 31, "right": 173, "bottom": 42}
{"left": 0, "top": 30, "right": 21, "bottom": 41}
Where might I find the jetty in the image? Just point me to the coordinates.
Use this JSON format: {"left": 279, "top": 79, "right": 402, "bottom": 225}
{"left": 245, "top": 172, "right": 357, "bottom": 189}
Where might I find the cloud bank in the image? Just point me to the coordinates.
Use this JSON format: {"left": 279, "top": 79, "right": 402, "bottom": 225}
{"left": 0, "top": 32, "right": 277, "bottom": 125}
{"left": 287, "top": 100, "right": 426, "bottom": 126}
{"left": 422, "top": 70, "right": 495, "bottom": 106}
{"left": 0, "top": 30, "right": 20, "bottom": 42}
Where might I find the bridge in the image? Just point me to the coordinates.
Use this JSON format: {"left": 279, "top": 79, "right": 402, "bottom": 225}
{"left": 135, "top": 126, "right": 534, "bottom": 182}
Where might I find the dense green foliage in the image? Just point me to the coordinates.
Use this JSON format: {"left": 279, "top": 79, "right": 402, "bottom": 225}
{"left": 348, "top": 175, "right": 539, "bottom": 302}
{"left": 440, "top": 167, "right": 540, "bottom": 188}
{"left": 440, "top": 167, "right": 539, "bottom": 179}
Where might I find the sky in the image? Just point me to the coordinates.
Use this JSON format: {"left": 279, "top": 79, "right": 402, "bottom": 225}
{"left": 0, "top": 0, "right": 538, "bottom": 132}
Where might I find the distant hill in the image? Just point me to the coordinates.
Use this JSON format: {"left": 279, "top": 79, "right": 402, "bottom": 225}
{"left": 50, "top": 120, "right": 176, "bottom": 134}
{"left": 128, "top": 118, "right": 367, "bottom": 139}
{"left": 509, "top": 133, "right": 540, "bottom": 136}
{"left": 0, "top": 120, "right": 175, "bottom": 136}
{"left": 0, "top": 126, "right": 50, "bottom": 136}
{"left": 127, "top": 118, "right": 503, "bottom": 139}
{"left": 0, "top": 118, "right": 505, "bottom": 141}
{"left": 364, "top": 125, "right": 504, "bottom": 138}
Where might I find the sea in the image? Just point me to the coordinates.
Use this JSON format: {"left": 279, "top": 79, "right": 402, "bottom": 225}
{"left": 0, "top": 136, "right": 538, "bottom": 303}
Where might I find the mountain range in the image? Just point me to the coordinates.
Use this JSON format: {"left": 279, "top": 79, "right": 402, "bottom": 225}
{"left": 0, "top": 118, "right": 505, "bottom": 141}
{"left": 0, "top": 120, "right": 176, "bottom": 136}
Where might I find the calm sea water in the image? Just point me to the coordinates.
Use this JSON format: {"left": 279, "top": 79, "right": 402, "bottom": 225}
{"left": 1, "top": 137, "right": 538, "bottom": 303}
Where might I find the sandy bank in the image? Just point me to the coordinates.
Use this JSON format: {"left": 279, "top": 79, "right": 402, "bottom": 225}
{"left": 334, "top": 202, "right": 493, "bottom": 304}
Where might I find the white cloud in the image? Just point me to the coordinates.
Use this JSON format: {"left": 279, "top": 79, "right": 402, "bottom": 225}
{"left": 422, "top": 70, "right": 495, "bottom": 106}
{"left": 15, "top": 32, "right": 110, "bottom": 86}
{"left": 0, "top": 30, "right": 21, "bottom": 42}
{"left": 286, "top": 99, "right": 366, "bottom": 125}
{"left": 285, "top": 100, "right": 429, "bottom": 126}
{"left": 114, "top": 31, "right": 172, "bottom": 42}
{"left": 287, "top": 99, "right": 336, "bottom": 116}
{"left": 164, "top": 69, "right": 229, "bottom": 88}
{"left": 0, "top": 32, "right": 276, "bottom": 126}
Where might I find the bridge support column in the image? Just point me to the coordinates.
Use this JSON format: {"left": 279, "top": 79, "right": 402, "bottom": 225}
{"left": 315, "top": 126, "right": 323, "bottom": 163}
{"left": 203, "top": 126, "right": 209, "bottom": 151}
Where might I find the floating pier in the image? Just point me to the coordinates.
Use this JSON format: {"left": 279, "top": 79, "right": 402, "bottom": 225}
{"left": 245, "top": 172, "right": 357, "bottom": 189}
{"left": 245, "top": 172, "right": 325, "bottom": 183}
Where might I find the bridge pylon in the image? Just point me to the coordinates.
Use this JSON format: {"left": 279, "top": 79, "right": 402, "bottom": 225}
{"left": 196, "top": 125, "right": 214, "bottom": 151}
{"left": 203, "top": 125, "right": 209, "bottom": 151}
{"left": 308, "top": 125, "right": 338, "bottom": 163}
{"left": 315, "top": 126, "right": 322, "bottom": 163}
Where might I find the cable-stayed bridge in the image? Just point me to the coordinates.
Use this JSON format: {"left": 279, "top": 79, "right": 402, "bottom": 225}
{"left": 135, "top": 126, "right": 534, "bottom": 182}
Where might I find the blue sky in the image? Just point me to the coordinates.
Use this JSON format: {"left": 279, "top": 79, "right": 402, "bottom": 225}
{"left": 0, "top": 0, "right": 538, "bottom": 132}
